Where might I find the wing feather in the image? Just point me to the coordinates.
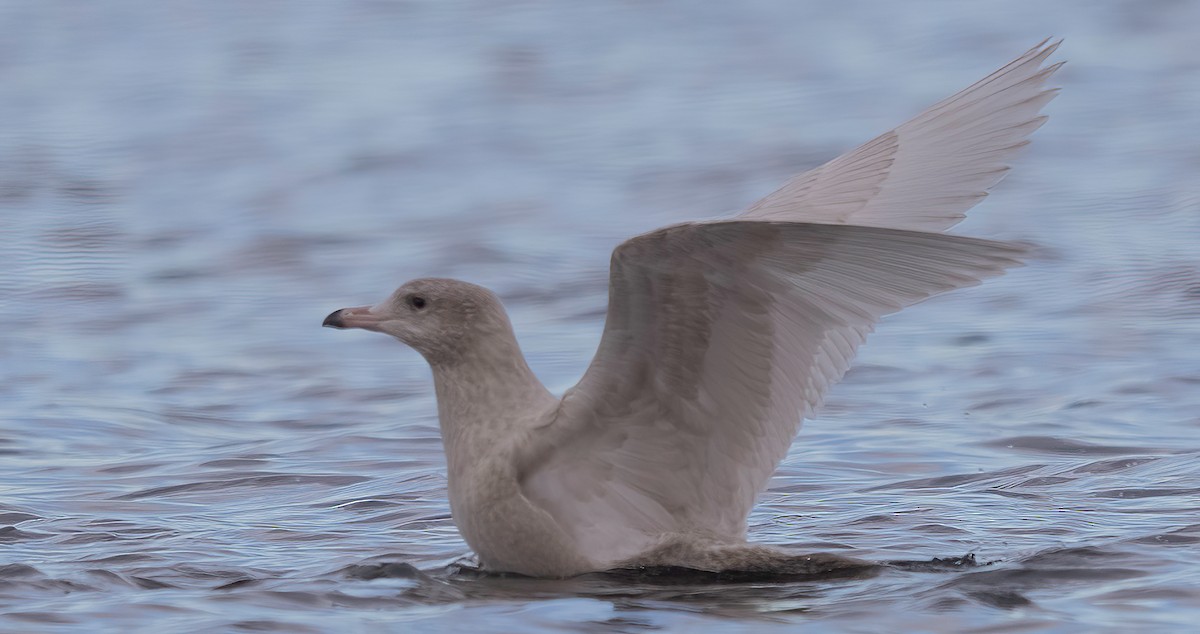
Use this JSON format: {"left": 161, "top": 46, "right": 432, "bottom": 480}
{"left": 519, "top": 222, "right": 1026, "bottom": 565}
{"left": 741, "top": 39, "right": 1061, "bottom": 231}
{"left": 515, "top": 42, "right": 1058, "bottom": 567}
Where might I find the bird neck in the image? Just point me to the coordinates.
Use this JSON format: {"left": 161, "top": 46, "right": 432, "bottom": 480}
{"left": 429, "top": 329, "right": 555, "bottom": 475}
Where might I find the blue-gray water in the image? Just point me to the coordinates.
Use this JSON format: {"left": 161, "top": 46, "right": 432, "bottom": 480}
{"left": 2, "top": 1, "right": 1199, "bottom": 631}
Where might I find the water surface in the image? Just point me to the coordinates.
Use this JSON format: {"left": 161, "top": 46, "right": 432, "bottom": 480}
{"left": 2, "top": 1, "right": 1199, "bottom": 631}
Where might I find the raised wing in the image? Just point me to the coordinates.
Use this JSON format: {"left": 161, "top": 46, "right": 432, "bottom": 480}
{"left": 741, "top": 39, "right": 1062, "bottom": 231}
{"left": 519, "top": 222, "right": 1026, "bottom": 564}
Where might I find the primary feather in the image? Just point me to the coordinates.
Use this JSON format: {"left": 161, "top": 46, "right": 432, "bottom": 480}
{"left": 741, "top": 38, "right": 1061, "bottom": 231}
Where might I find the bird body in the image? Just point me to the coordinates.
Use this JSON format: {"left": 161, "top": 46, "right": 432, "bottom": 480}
{"left": 324, "top": 40, "right": 1062, "bottom": 578}
{"left": 428, "top": 333, "right": 588, "bottom": 576}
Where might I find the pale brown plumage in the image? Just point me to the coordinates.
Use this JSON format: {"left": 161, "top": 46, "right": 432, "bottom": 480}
{"left": 325, "top": 40, "right": 1061, "bottom": 577}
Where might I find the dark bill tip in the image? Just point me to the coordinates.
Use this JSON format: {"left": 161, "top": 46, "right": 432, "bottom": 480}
{"left": 323, "top": 309, "right": 346, "bottom": 329}
{"left": 323, "top": 305, "right": 382, "bottom": 331}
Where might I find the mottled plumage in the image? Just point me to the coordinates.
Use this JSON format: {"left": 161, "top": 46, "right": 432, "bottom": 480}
{"left": 324, "top": 41, "right": 1061, "bottom": 577}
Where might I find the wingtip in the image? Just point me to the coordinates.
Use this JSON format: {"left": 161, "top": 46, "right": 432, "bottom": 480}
{"left": 1025, "top": 38, "right": 1060, "bottom": 65}
{"left": 1030, "top": 37, "right": 1063, "bottom": 53}
{"left": 1042, "top": 40, "right": 1065, "bottom": 68}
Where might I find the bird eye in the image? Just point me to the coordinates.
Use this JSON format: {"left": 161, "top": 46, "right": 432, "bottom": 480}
{"left": 409, "top": 295, "right": 427, "bottom": 310}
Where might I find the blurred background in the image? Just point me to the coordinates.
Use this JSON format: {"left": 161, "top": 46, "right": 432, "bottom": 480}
{"left": 2, "top": 1, "right": 1198, "bottom": 632}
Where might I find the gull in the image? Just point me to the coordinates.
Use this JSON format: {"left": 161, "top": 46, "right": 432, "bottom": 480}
{"left": 324, "top": 40, "right": 1062, "bottom": 578}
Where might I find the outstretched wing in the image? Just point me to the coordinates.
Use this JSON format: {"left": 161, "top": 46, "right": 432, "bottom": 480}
{"left": 741, "top": 39, "right": 1061, "bottom": 231}
{"left": 519, "top": 221, "right": 1026, "bottom": 563}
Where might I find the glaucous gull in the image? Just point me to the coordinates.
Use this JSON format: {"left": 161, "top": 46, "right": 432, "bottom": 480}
{"left": 324, "top": 40, "right": 1061, "bottom": 578}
